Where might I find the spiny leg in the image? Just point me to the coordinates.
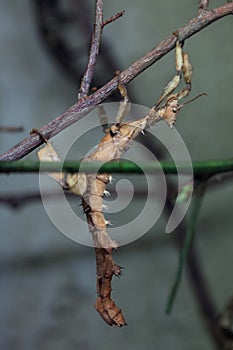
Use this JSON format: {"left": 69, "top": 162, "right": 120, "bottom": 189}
{"left": 155, "top": 32, "right": 193, "bottom": 107}
{"left": 146, "top": 34, "right": 194, "bottom": 128}
{"left": 175, "top": 50, "right": 192, "bottom": 101}
{"left": 160, "top": 49, "right": 193, "bottom": 127}
{"left": 155, "top": 35, "right": 184, "bottom": 107}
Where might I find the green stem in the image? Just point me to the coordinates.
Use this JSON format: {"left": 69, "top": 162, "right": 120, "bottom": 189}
{"left": 166, "top": 180, "right": 206, "bottom": 313}
{"left": 0, "top": 159, "right": 233, "bottom": 176}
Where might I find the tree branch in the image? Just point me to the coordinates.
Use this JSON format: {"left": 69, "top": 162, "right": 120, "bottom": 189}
{"left": 0, "top": 3, "right": 232, "bottom": 161}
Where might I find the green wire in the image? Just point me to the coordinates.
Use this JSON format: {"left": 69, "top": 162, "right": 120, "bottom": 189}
{"left": 0, "top": 159, "right": 233, "bottom": 176}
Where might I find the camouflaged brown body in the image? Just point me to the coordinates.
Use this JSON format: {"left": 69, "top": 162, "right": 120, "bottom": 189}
{"left": 35, "top": 35, "right": 195, "bottom": 327}
{"left": 94, "top": 247, "right": 127, "bottom": 327}
{"left": 82, "top": 172, "right": 118, "bottom": 251}
{"left": 81, "top": 121, "right": 152, "bottom": 326}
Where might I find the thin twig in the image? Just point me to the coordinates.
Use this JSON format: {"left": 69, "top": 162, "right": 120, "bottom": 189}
{"left": 216, "top": 296, "right": 233, "bottom": 349}
{"left": 0, "top": 188, "right": 163, "bottom": 209}
{"left": 165, "top": 190, "right": 221, "bottom": 348}
{"left": 78, "top": 0, "right": 103, "bottom": 98}
{"left": 33, "top": 0, "right": 123, "bottom": 89}
{"left": 0, "top": 3, "right": 232, "bottom": 161}
{"left": 73, "top": 0, "right": 127, "bottom": 89}
{"left": 102, "top": 10, "right": 125, "bottom": 28}
{"left": 166, "top": 180, "right": 207, "bottom": 313}
{"left": 186, "top": 242, "right": 222, "bottom": 349}
{"left": 0, "top": 191, "right": 77, "bottom": 209}
{"left": 0, "top": 126, "right": 24, "bottom": 133}
{"left": 198, "top": 0, "right": 209, "bottom": 15}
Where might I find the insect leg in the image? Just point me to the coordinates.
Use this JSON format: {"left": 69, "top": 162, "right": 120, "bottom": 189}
{"left": 115, "top": 71, "right": 131, "bottom": 124}
{"left": 155, "top": 34, "right": 184, "bottom": 107}
{"left": 175, "top": 51, "right": 193, "bottom": 101}
{"left": 97, "top": 104, "right": 110, "bottom": 134}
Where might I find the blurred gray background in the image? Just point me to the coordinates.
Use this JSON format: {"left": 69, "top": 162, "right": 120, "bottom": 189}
{"left": 0, "top": 1, "right": 232, "bottom": 349}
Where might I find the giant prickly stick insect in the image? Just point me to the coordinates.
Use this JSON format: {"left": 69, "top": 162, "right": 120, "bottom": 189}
{"left": 35, "top": 34, "right": 202, "bottom": 327}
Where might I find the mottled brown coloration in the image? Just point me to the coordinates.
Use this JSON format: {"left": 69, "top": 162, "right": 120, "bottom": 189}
{"left": 82, "top": 173, "right": 118, "bottom": 252}
{"left": 94, "top": 248, "right": 127, "bottom": 327}
{"left": 35, "top": 36, "right": 198, "bottom": 326}
{"left": 83, "top": 197, "right": 126, "bottom": 326}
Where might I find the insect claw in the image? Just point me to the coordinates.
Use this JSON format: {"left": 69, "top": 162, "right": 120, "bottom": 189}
{"left": 105, "top": 220, "right": 112, "bottom": 226}
{"left": 114, "top": 265, "right": 124, "bottom": 278}
{"left": 109, "top": 176, "right": 115, "bottom": 185}
{"left": 173, "top": 30, "right": 179, "bottom": 39}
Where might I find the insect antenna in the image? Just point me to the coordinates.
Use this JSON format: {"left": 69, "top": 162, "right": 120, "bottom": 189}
{"left": 179, "top": 92, "right": 207, "bottom": 109}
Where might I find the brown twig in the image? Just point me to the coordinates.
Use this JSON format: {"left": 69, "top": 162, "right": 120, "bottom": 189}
{"left": 102, "top": 10, "right": 125, "bottom": 28}
{"left": 0, "top": 3, "right": 232, "bottom": 161}
{"left": 198, "top": 0, "right": 209, "bottom": 15}
{"left": 78, "top": 0, "right": 103, "bottom": 98}
{"left": 186, "top": 242, "right": 223, "bottom": 349}
{"left": 0, "top": 171, "right": 232, "bottom": 209}
{"left": 0, "top": 191, "right": 78, "bottom": 209}
{"left": 0, "top": 126, "right": 24, "bottom": 133}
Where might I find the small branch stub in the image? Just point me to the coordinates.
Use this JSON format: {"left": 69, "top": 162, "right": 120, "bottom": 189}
{"left": 102, "top": 10, "right": 125, "bottom": 27}
{"left": 198, "top": 0, "right": 209, "bottom": 15}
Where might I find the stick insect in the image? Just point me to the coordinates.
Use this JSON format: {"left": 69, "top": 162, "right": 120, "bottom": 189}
{"left": 34, "top": 33, "right": 204, "bottom": 327}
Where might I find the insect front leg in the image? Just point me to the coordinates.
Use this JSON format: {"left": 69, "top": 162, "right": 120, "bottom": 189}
{"left": 155, "top": 35, "right": 184, "bottom": 107}
{"left": 175, "top": 50, "right": 193, "bottom": 101}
